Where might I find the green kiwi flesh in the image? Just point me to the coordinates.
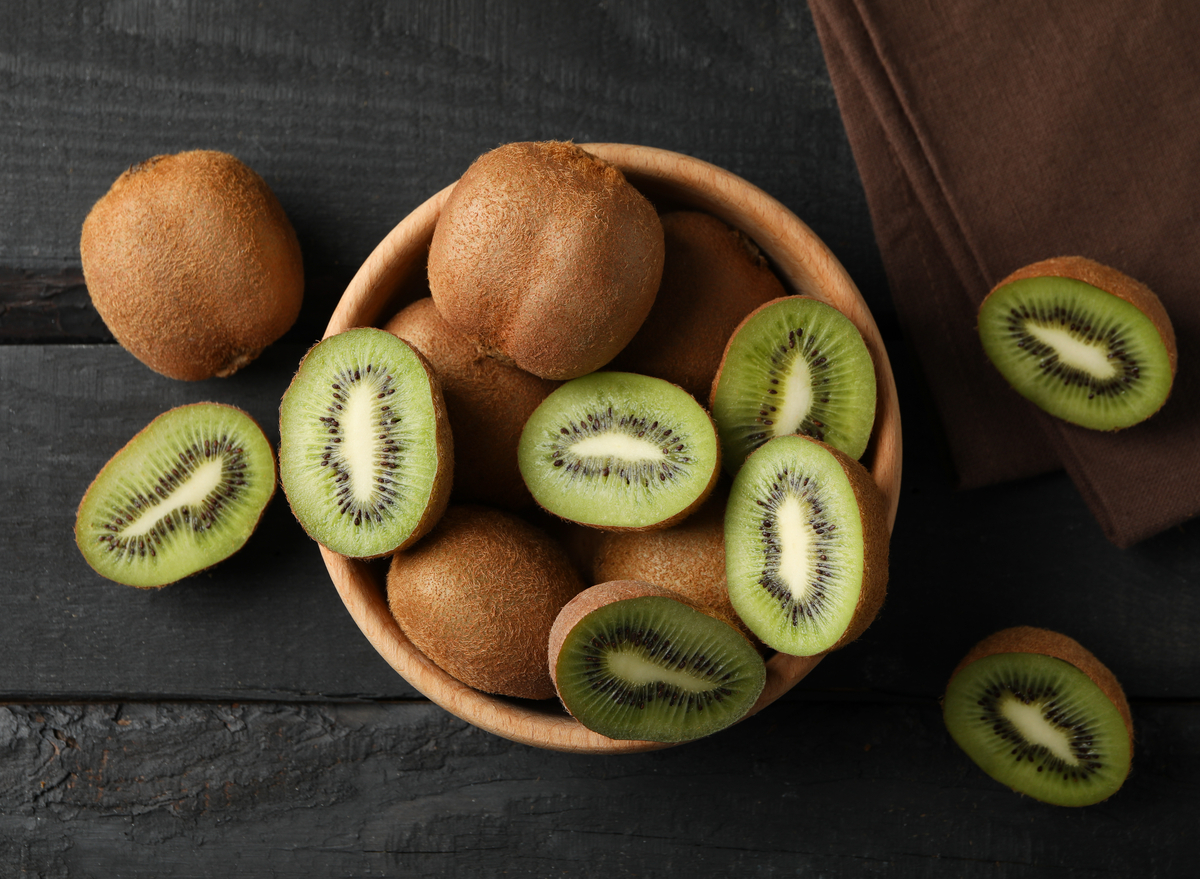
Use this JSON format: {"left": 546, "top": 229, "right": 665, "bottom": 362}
{"left": 278, "top": 327, "right": 452, "bottom": 558}
{"left": 725, "top": 434, "right": 888, "bottom": 656}
{"left": 550, "top": 581, "right": 766, "bottom": 742}
{"left": 978, "top": 266, "right": 1175, "bottom": 430}
{"left": 518, "top": 372, "right": 720, "bottom": 530}
{"left": 943, "top": 628, "right": 1133, "bottom": 807}
{"left": 75, "top": 402, "right": 276, "bottom": 588}
{"left": 710, "top": 296, "right": 876, "bottom": 475}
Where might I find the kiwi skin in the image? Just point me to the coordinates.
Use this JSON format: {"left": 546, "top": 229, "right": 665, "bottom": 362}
{"left": 590, "top": 489, "right": 759, "bottom": 645}
{"left": 384, "top": 297, "right": 560, "bottom": 510}
{"left": 610, "top": 211, "right": 787, "bottom": 400}
{"left": 426, "top": 140, "right": 664, "bottom": 381}
{"left": 80, "top": 150, "right": 304, "bottom": 381}
{"left": 387, "top": 505, "right": 586, "bottom": 700}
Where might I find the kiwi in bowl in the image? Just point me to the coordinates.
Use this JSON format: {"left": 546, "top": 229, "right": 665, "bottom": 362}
{"left": 318, "top": 143, "right": 902, "bottom": 754}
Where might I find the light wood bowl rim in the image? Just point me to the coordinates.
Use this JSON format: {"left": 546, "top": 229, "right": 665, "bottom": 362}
{"left": 320, "top": 142, "right": 902, "bottom": 754}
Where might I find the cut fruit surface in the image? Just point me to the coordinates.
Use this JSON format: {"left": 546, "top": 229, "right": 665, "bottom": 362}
{"left": 710, "top": 295, "right": 876, "bottom": 475}
{"left": 75, "top": 402, "right": 276, "bottom": 588}
{"left": 724, "top": 434, "right": 888, "bottom": 656}
{"left": 278, "top": 327, "right": 452, "bottom": 558}
{"left": 943, "top": 627, "right": 1133, "bottom": 807}
{"left": 550, "top": 581, "right": 766, "bottom": 743}
{"left": 978, "top": 258, "right": 1176, "bottom": 431}
{"left": 518, "top": 372, "right": 720, "bottom": 530}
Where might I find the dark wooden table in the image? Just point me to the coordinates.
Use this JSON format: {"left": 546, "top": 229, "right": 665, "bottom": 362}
{"left": 3, "top": 3, "right": 1197, "bottom": 875}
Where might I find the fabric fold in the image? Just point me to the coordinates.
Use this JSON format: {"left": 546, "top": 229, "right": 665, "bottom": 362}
{"left": 809, "top": 0, "right": 1200, "bottom": 545}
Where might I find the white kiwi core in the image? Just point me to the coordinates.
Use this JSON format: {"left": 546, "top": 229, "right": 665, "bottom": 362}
{"left": 775, "top": 495, "right": 815, "bottom": 603}
{"left": 606, "top": 649, "right": 714, "bottom": 693}
{"left": 341, "top": 383, "right": 386, "bottom": 502}
{"left": 775, "top": 356, "right": 815, "bottom": 435}
{"left": 1025, "top": 323, "right": 1118, "bottom": 380}
{"left": 570, "top": 433, "right": 666, "bottom": 463}
{"left": 122, "top": 459, "right": 224, "bottom": 537}
{"left": 1000, "top": 695, "right": 1080, "bottom": 766}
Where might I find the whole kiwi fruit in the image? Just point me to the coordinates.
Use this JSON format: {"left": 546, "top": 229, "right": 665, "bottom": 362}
{"left": 387, "top": 505, "right": 586, "bottom": 700}
{"left": 80, "top": 149, "right": 304, "bottom": 381}
{"left": 384, "top": 296, "right": 560, "bottom": 510}
{"left": 610, "top": 211, "right": 787, "bottom": 400}
{"left": 426, "top": 140, "right": 664, "bottom": 380}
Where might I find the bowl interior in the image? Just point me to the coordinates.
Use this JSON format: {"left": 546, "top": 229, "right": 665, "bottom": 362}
{"left": 322, "top": 143, "right": 901, "bottom": 753}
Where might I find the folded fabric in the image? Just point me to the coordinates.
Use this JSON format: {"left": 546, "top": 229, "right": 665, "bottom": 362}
{"left": 809, "top": 0, "right": 1200, "bottom": 546}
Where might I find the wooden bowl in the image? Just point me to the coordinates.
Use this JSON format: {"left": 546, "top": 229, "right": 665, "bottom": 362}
{"left": 320, "top": 143, "right": 902, "bottom": 754}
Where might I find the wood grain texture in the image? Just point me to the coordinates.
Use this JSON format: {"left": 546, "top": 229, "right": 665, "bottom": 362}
{"left": 3, "top": 343, "right": 1197, "bottom": 703}
{"left": 0, "top": 0, "right": 894, "bottom": 334}
{"left": 1, "top": 698, "right": 1195, "bottom": 877}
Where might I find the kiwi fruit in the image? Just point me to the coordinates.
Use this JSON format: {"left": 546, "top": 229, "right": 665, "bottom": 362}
{"left": 518, "top": 371, "right": 721, "bottom": 531}
{"left": 942, "top": 626, "right": 1133, "bottom": 807}
{"left": 426, "top": 140, "right": 664, "bottom": 380}
{"left": 75, "top": 402, "right": 276, "bottom": 589}
{"left": 977, "top": 256, "right": 1177, "bottom": 430}
{"left": 80, "top": 149, "right": 304, "bottom": 381}
{"left": 710, "top": 295, "right": 877, "bottom": 476}
{"left": 384, "top": 297, "right": 560, "bottom": 510}
{"left": 724, "top": 434, "right": 888, "bottom": 656}
{"left": 387, "top": 505, "right": 586, "bottom": 700}
{"left": 610, "top": 211, "right": 787, "bottom": 399}
{"left": 549, "top": 580, "right": 767, "bottom": 742}
{"left": 278, "top": 327, "right": 453, "bottom": 559}
{"left": 591, "top": 490, "right": 755, "bottom": 642}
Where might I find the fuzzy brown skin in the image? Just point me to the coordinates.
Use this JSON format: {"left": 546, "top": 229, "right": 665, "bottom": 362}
{"left": 384, "top": 297, "right": 560, "bottom": 510}
{"left": 949, "top": 626, "right": 1134, "bottom": 755}
{"left": 386, "top": 505, "right": 586, "bottom": 700}
{"left": 589, "top": 490, "right": 758, "bottom": 644}
{"left": 986, "top": 256, "right": 1176, "bottom": 376}
{"left": 610, "top": 211, "right": 786, "bottom": 399}
{"left": 820, "top": 438, "right": 890, "bottom": 652}
{"left": 427, "top": 141, "right": 664, "bottom": 380}
{"left": 80, "top": 150, "right": 304, "bottom": 381}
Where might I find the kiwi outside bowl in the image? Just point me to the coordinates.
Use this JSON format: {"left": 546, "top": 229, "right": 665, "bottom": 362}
{"left": 321, "top": 143, "right": 902, "bottom": 754}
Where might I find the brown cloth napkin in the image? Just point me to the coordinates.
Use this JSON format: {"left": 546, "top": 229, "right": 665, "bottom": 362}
{"left": 808, "top": 0, "right": 1200, "bottom": 546}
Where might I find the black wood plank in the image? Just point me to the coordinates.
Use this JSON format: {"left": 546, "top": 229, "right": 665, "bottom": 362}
{"left": 0, "top": 0, "right": 895, "bottom": 338}
{"left": 4, "top": 343, "right": 1198, "bottom": 703}
{"left": 1, "top": 698, "right": 1194, "bottom": 877}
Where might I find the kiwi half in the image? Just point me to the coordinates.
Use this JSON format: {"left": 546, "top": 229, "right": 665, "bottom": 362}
{"left": 978, "top": 256, "right": 1176, "bottom": 430}
{"left": 518, "top": 372, "right": 721, "bottom": 530}
{"left": 75, "top": 402, "right": 276, "bottom": 589}
{"left": 278, "top": 327, "right": 452, "bottom": 558}
{"left": 724, "top": 434, "right": 888, "bottom": 656}
{"left": 943, "top": 627, "right": 1133, "bottom": 807}
{"left": 710, "top": 296, "right": 877, "bottom": 476}
{"left": 549, "top": 580, "right": 767, "bottom": 743}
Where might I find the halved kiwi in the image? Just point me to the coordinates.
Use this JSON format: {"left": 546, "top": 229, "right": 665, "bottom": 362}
{"left": 978, "top": 256, "right": 1176, "bottom": 430}
{"left": 943, "top": 627, "right": 1133, "bottom": 807}
{"left": 549, "top": 580, "right": 767, "bottom": 743}
{"left": 75, "top": 402, "right": 276, "bottom": 588}
{"left": 724, "top": 434, "right": 888, "bottom": 656}
{"left": 278, "top": 327, "right": 453, "bottom": 558}
{"left": 518, "top": 372, "right": 721, "bottom": 531}
{"left": 710, "top": 295, "right": 877, "bottom": 476}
